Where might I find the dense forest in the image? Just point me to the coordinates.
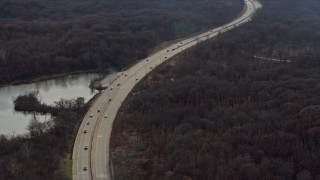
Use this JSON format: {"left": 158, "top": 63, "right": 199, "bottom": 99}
{"left": 0, "top": 0, "right": 243, "bottom": 85}
{"left": 111, "top": 0, "right": 320, "bottom": 179}
{"left": 225, "top": 0, "right": 320, "bottom": 61}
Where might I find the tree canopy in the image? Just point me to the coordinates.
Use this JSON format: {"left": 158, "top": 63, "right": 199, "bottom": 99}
{"left": 111, "top": 0, "right": 320, "bottom": 179}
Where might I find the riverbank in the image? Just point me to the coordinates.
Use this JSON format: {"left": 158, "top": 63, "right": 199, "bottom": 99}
{"left": 0, "top": 70, "right": 100, "bottom": 88}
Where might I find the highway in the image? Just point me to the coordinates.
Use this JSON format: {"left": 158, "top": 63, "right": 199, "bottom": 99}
{"left": 72, "top": 0, "right": 262, "bottom": 179}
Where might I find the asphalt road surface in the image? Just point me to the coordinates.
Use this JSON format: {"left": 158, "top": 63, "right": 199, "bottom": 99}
{"left": 72, "top": 0, "right": 262, "bottom": 179}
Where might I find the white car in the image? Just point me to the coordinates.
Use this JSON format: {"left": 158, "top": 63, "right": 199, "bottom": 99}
{"left": 104, "top": 115, "right": 108, "bottom": 118}
{"left": 90, "top": 114, "right": 94, "bottom": 118}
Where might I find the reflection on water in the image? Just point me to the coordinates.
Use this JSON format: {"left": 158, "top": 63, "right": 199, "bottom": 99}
{"left": 0, "top": 73, "right": 100, "bottom": 135}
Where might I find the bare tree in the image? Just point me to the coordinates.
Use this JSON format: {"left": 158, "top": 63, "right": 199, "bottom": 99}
{"left": 23, "top": 142, "right": 33, "bottom": 159}
{"left": 0, "top": 48, "right": 8, "bottom": 62}
{"left": 7, "top": 157, "right": 20, "bottom": 176}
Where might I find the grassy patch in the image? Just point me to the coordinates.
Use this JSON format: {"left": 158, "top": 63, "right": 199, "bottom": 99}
{"left": 63, "top": 158, "right": 72, "bottom": 180}
{"left": 108, "top": 66, "right": 121, "bottom": 72}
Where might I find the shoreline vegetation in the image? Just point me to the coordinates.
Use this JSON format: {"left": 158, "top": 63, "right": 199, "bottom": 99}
{"left": 0, "top": 91, "right": 100, "bottom": 179}
{"left": 1, "top": 38, "right": 187, "bottom": 90}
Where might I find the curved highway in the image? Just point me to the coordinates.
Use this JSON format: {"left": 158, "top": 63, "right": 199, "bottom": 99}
{"left": 72, "top": 0, "right": 262, "bottom": 179}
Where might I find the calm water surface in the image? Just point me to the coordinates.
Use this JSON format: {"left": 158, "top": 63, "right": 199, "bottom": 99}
{"left": 0, "top": 73, "right": 99, "bottom": 135}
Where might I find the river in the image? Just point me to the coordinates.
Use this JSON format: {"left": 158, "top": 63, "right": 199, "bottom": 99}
{"left": 0, "top": 73, "right": 100, "bottom": 136}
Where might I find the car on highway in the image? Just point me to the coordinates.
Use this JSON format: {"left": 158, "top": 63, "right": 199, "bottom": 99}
{"left": 104, "top": 115, "right": 108, "bottom": 118}
{"left": 83, "top": 130, "right": 87, "bottom": 133}
{"left": 90, "top": 114, "right": 94, "bottom": 118}
{"left": 84, "top": 146, "right": 88, "bottom": 150}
